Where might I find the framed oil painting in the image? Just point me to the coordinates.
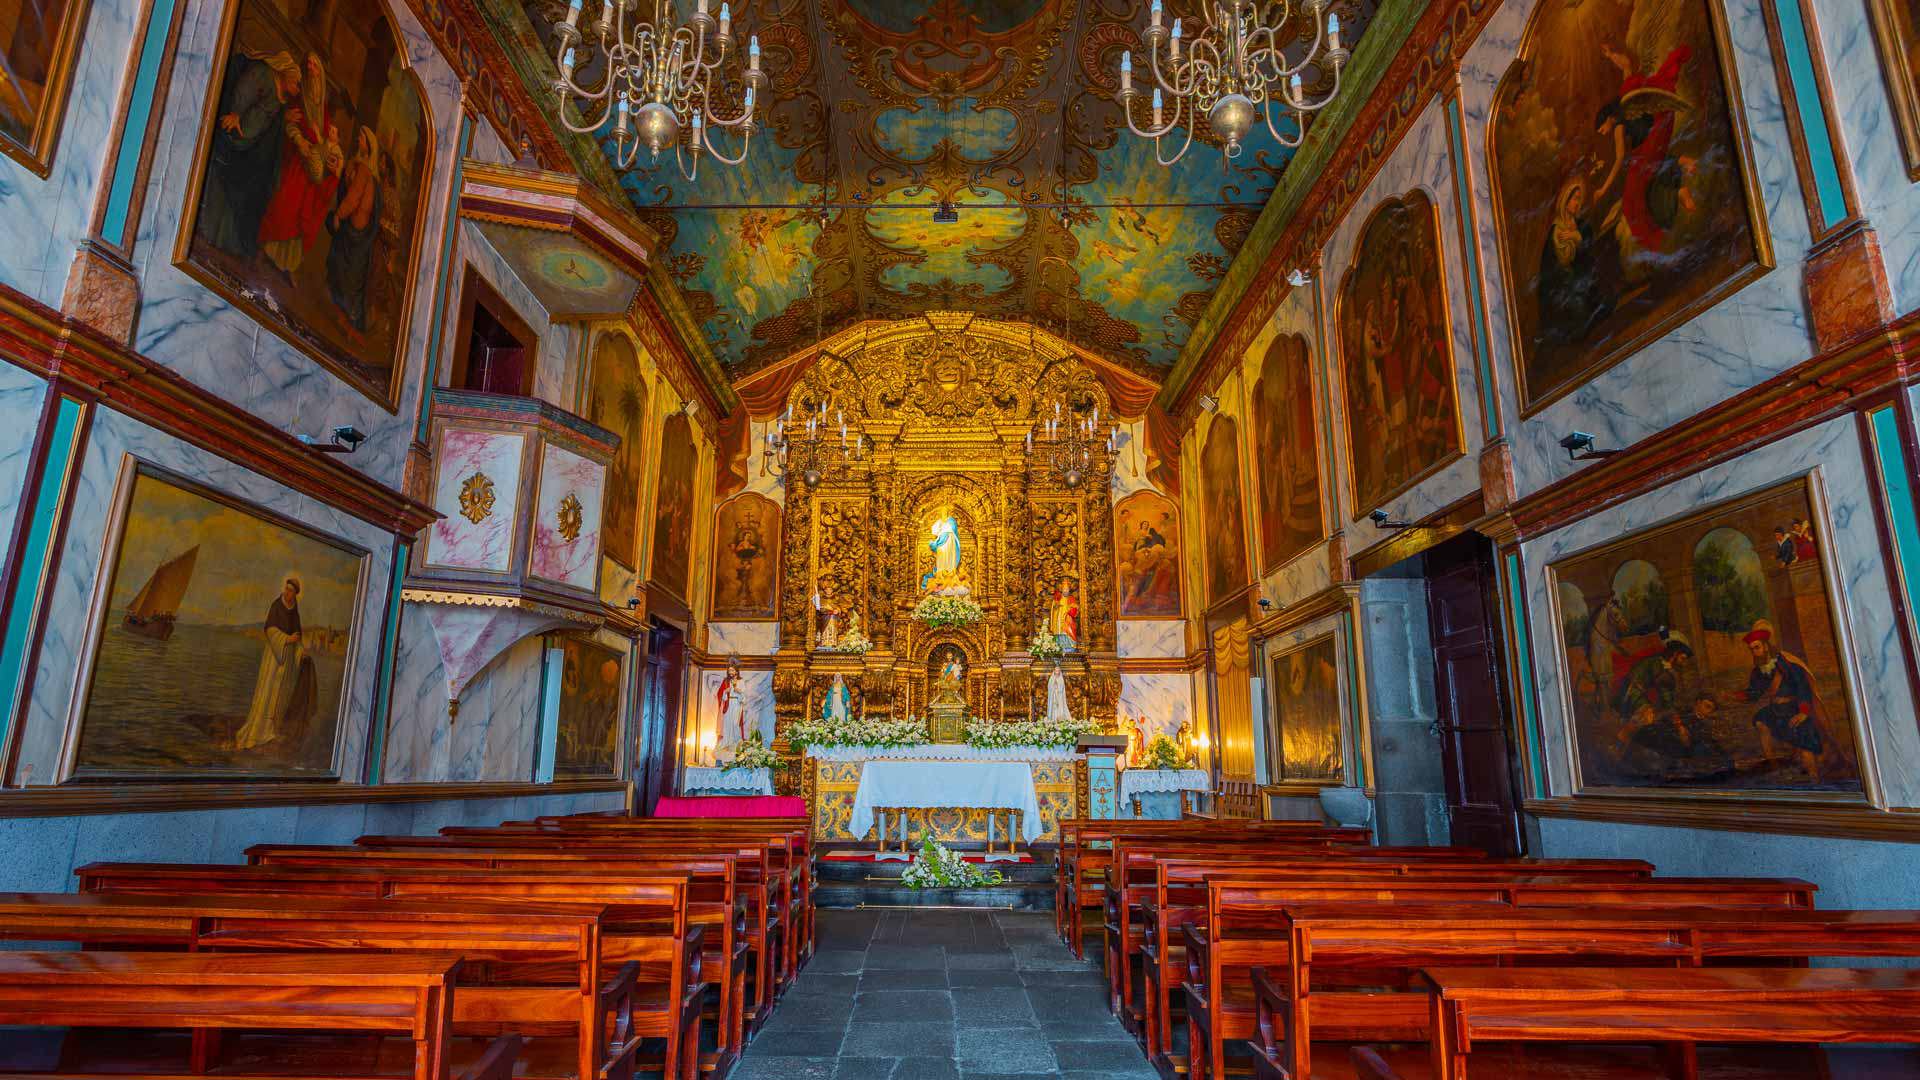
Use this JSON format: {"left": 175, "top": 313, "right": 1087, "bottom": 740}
{"left": 67, "top": 462, "right": 368, "bottom": 780}
{"left": 1336, "top": 191, "right": 1463, "bottom": 515}
{"left": 1867, "top": 0, "right": 1920, "bottom": 180}
{"left": 1489, "top": 0, "right": 1771, "bottom": 414}
{"left": 176, "top": 0, "right": 433, "bottom": 410}
{"left": 1546, "top": 475, "right": 1868, "bottom": 800}
{"left": 1114, "top": 490, "right": 1182, "bottom": 618}
{"left": 1252, "top": 332, "right": 1323, "bottom": 572}
{"left": 555, "top": 635, "right": 623, "bottom": 778}
{"left": 711, "top": 493, "right": 779, "bottom": 620}
{"left": 585, "top": 333, "right": 648, "bottom": 569}
{"left": 1268, "top": 632, "right": 1346, "bottom": 785}
{"left": 649, "top": 412, "right": 696, "bottom": 600}
{"left": 0, "top": 0, "right": 91, "bottom": 173}
{"left": 1200, "top": 415, "right": 1251, "bottom": 610}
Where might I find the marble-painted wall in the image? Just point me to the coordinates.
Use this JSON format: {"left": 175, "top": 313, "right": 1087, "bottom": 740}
{"left": 0, "top": 366, "right": 47, "bottom": 551}
{"left": 1516, "top": 416, "right": 1920, "bottom": 807}
{"left": 10, "top": 408, "right": 397, "bottom": 786}
{"left": 1359, "top": 576, "right": 1449, "bottom": 845}
{"left": 0, "top": 788, "right": 623, "bottom": 894}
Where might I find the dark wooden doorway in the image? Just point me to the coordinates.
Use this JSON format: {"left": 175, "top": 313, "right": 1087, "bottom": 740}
{"left": 634, "top": 619, "right": 686, "bottom": 814}
{"left": 1422, "top": 532, "right": 1524, "bottom": 855}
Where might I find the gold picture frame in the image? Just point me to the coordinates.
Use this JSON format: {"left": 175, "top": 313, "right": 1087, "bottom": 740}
{"left": 171, "top": 0, "right": 435, "bottom": 411}
{"left": 0, "top": 0, "right": 92, "bottom": 175}
{"left": 1266, "top": 629, "right": 1349, "bottom": 787}
{"left": 60, "top": 457, "right": 371, "bottom": 782}
{"left": 1542, "top": 471, "right": 1879, "bottom": 807}
{"left": 1866, "top": 0, "right": 1920, "bottom": 181}
{"left": 1486, "top": 0, "right": 1774, "bottom": 417}
{"left": 1333, "top": 190, "right": 1467, "bottom": 515}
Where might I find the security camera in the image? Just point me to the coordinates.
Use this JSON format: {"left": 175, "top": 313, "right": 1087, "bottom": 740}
{"left": 1369, "top": 508, "right": 1410, "bottom": 529}
{"left": 1256, "top": 597, "right": 1274, "bottom": 610}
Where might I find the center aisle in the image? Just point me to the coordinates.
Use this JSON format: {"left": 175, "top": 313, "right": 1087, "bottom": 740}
{"left": 734, "top": 908, "right": 1154, "bottom": 1080}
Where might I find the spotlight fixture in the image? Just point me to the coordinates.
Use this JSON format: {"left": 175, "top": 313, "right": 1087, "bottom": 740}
{"left": 1286, "top": 268, "right": 1311, "bottom": 287}
{"left": 1256, "top": 597, "right": 1273, "bottom": 610}
{"left": 1369, "top": 508, "right": 1411, "bottom": 529}
{"left": 1559, "top": 431, "right": 1622, "bottom": 462}
{"left": 1197, "top": 394, "right": 1219, "bottom": 414}
{"left": 627, "top": 597, "right": 641, "bottom": 609}
{"left": 301, "top": 425, "right": 367, "bottom": 455}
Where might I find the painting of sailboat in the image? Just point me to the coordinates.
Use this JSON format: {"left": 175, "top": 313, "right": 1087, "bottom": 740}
{"left": 122, "top": 545, "right": 197, "bottom": 640}
{"left": 70, "top": 464, "right": 368, "bottom": 780}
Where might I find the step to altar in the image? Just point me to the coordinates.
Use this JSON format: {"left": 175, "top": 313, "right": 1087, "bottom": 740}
{"left": 813, "top": 844, "right": 1057, "bottom": 910}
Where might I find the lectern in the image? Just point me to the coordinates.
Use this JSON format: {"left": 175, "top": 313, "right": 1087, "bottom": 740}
{"left": 1076, "top": 734, "right": 1130, "bottom": 819}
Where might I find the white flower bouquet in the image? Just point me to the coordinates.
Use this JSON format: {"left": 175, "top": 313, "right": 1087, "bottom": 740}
{"left": 1026, "top": 629, "right": 1063, "bottom": 659}
{"left": 716, "top": 731, "right": 785, "bottom": 771}
{"left": 964, "top": 713, "right": 1100, "bottom": 750}
{"left": 822, "top": 628, "right": 871, "bottom": 654}
{"left": 900, "top": 838, "right": 1006, "bottom": 889}
{"left": 910, "top": 594, "right": 985, "bottom": 627}
{"left": 785, "top": 713, "right": 928, "bottom": 749}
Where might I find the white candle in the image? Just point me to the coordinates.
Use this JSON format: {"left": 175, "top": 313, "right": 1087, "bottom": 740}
{"left": 718, "top": 1, "right": 730, "bottom": 36}
{"left": 1152, "top": 88, "right": 1163, "bottom": 127}
{"left": 564, "top": 0, "right": 582, "bottom": 26}
{"left": 1170, "top": 19, "right": 1182, "bottom": 60}
{"left": 1150, "top": 0, "right": 1161, "bottom": 30}
{"left": 1120, "top": 51, "right": 1132, "bottom": 95}
{"left": 750, "top": 35, "right": 761, "bottom": 71}
{"left": 1328, "top": 13, "right": 1341, "bottom": 50}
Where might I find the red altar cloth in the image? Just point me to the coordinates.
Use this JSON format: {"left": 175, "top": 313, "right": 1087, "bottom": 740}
{"left": 653, "top": 795, "right": 807, "bottom": 819}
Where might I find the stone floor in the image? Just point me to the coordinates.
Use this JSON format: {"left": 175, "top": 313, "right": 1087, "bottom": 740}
{"left": 733, "top": 907, "right": 1153, "bottom": 1080}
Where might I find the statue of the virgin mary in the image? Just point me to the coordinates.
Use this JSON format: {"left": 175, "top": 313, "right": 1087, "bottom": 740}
{"left": 920, "top": 507, "right": 967, "bottom": 594}
{"left": 1044, "top": 662, "right": 1074, "bottom": 725}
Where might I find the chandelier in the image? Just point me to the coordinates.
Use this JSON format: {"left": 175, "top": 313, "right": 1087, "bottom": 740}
{"left": 1027, "top": 344, "right": 1119, "bottom": 494}
{"left": 550, "top": 0, "right": 765, "bottom": 178}
{"left": 1117, "top": 0, "right": 1350, "bottom": 165}
{"left": 762, "top": 287, "right": 865, "bottom": 488}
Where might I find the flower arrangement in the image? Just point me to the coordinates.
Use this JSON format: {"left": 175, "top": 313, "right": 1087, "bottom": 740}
{"left": 717, "top": 731, "right": 785, "bottom": 772}
{"left": 1026, "top": 628, "right": 1063, "bottom": 660}
{"left": 1143, "top": 734, "right": 1188, "bottom": 771}
{"left": 901, "top": 838, "right": 1006, "bottom": 889}
{"left": 821, "top": 627, "right": 871, "bottom": 654}
{"left": 911, "top": 594, "right": 985, "bottom": 627}
{"left": 784, "top": 712, "right": 927, "bottom": 750}
{"left": 965, "top": 713, "right": 1100, "bottom": 750}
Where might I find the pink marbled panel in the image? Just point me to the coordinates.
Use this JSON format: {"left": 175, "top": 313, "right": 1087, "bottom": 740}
{"left": 429, "top": 429, "right": 524, "bottom": 573}
{"left": 529, "top": 442, "right": 604, "bottom": 590}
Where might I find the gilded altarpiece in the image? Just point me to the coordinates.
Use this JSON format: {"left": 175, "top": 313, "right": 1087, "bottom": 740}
{"left": 762, "top": 318, "right": 1132, "bottom": 840}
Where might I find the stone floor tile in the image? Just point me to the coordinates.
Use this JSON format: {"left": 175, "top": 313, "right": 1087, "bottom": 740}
{"left": 955, "top": 1026, "right": 1057, "bottom": 1073}
{"left": 890, "top": 1058, "right": 960, "bottom": 1080}
{"left": 946, "top": 969, "right": 1022, "bottom": 987}
{"left": 748, "top": 1029, "right": 849, "bottom": 1057}
{"left": 839, "top": 1021, "right": 957, "bottom": 1058}
{"left": 1048, "top": 1040, "right": 1152, "bottom": 1072}
{"left": 866, "top": 945, "right": 947, "bottom": 970}
{"left": 950, "top": 987, "right": 1038, "bottom": 1026}
{"left": 830, "top": 1057, "right": 900, "bottom": 1080}
{"left": 733, "top": 1057, "right": 838, "bottom": 1080}
{"left": 852, "top": 989, "right": 955, "bottom": 1023}
{"left": 860, "top": 969, "right": 948, "bottom": 991}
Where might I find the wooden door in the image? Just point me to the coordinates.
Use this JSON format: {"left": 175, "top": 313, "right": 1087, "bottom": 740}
{"left": 636, "top": 620, "right": 685, "bottom": 813}
{"left": 1423, "top": 533, "right": 1523, "bottom": 855}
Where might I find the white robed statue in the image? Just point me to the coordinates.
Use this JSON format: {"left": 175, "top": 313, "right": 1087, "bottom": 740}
{"left": 920, "top": 507, "right": 967, "bottom": 594}
{"left": 821, "top": 673, "right": 852, "bottom": 723}
{"left": 717, "top": 658, "right": 746, "bottom": 744}
{"left": 1044, "top": 662, "right": 1074, "bottom": 725}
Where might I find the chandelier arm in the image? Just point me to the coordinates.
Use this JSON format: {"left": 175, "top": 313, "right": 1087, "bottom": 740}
{"left": 1153, "top": 118, "right": 1196, "bottom": 167}
{"left": 700, "top": 123, "right": 754, "bottom": 165}
{"left": 1145, "top": 42, "right": 1203, "bottom": 100}
{"left": 1261, "top": 99, "right": 1305, "bottom": 148}
{"left": 1118, "top": 93, "right": 1184, "bottom": 140}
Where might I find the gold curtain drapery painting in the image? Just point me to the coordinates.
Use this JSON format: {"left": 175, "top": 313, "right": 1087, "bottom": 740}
{"left": 1200, "top": 416, "right": 1251, "bottom": 610}
{"left": 1268, "top": 632, "right": 1345, "bottom": 785}
{"left": 585, "top": 334, "right": 647, "bottom": 569}
{"left": 649, "top": 413, "right": 696, "bottom": 600}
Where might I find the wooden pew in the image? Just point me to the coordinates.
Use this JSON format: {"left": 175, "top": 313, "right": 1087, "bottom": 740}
{"left": 1230, "top": 905, "right": 1920, "bottom": 1080}
{"left": 0, "top": 951, "right": 518, "bottom": 1080}
{"left": 250, "top": 840, "right": 771, "bottom": 1041}
{"left": 71, "top": 865, "right": 707, "bottom": 1080}
{"left": 1055, "top": 824, "right": 1376, "bottom": 956}
{"left": 1421, "top": 967, "right": 1920, "bottom": 1080}
{"left": 0, "top": 891, "right": 646, "bottom": 1080}
{"left": 1132, "top": 869, "right": 1811, "bottom": 1059}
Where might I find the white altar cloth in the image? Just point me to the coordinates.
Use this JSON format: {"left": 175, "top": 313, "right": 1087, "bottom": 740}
{"left": 682, "top": 766, "right": 774, "bottom": 795}
{"left": 808, "top": 743, "right": 1079, "bottom": 763}
{"left": 1118, "top": 768, "right": 1210, "bottom": 804}
{"left": 850, "top": 761, "right": 1045, "bottom": 844}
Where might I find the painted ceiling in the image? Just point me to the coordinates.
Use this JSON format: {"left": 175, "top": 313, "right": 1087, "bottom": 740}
{"left": 523, "top": 0, "right": 1380, "bottom": 381}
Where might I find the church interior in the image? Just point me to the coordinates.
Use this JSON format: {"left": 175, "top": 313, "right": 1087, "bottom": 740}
{"left": 4, "top": 0, "right": 1920, "bottom": 1075}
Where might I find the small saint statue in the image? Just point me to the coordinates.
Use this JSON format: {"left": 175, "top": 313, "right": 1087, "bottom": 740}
{"left": 845, "top": 609, "right": 864, "bottom": 643}
{"left": 1044, "top": 661, "right": 1074, "bottom": 725}
{"left": 920, "top": 506, "right": 968, "bottom": 595}
{"left": 931, "top": 654, "right": 965, "bottom": 706}
{"left": 717, "top": 655, "right": 746, "bottom": 751}
{"left": 1048, "top": 578, "right": 1080, "bottom": 652}
{"left": 812, "top": 590, "right": 841, "bottom": 650}
{"left": 821, "top": 673, "right": 852, "bottom": 723}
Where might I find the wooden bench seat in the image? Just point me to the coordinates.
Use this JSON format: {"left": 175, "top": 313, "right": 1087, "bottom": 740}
{"left": 1420, "top": 967, "right": 1920, "bottom": 1080}
{"left": 1223, "top": 905, "right": 1920, "bottom": 1080}
{"left": 68, "top": 867, "right": 705, "bottom": 1080}
{"left": 0, "top": 951, "right": 518, "bottom": 1080}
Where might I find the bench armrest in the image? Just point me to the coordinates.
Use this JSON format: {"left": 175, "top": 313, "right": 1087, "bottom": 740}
{"left": 1250, "top": 965, "right": 1292, "bottom": 1062}
{"left": 462, "top": 1035, "right": 523, "bottom": 1080}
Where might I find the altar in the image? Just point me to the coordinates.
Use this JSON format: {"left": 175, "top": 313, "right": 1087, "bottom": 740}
{"left": 850, "top": 760, "right": 1046, "bottom": 850}
{"left": 807, "top": 749, "right": 1080, "bottom": 844}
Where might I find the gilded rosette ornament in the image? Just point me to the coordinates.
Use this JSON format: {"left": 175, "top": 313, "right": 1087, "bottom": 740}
{"left": 556, "top": 492, "right": 584, "bottom": 542}
{"left": 458, "top": 471, "right": 495, "bottom": 524}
